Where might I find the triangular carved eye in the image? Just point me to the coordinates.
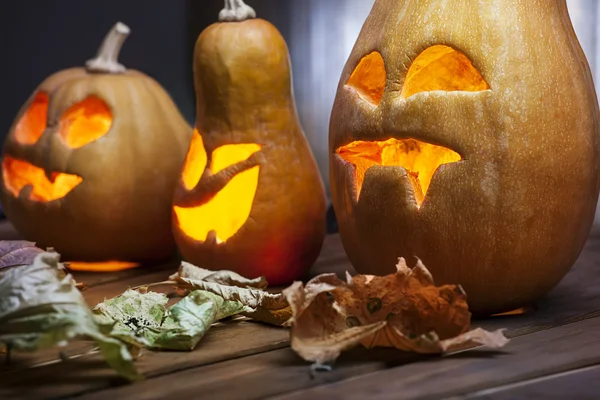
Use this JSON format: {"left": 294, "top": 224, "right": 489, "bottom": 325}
{"left": 59, "top": 96, "right": 113, "bottom": 149}
{"left": 346, "top": 51, "right": 386, "bottom": 106}
{"left": 402, "top": 45, "right": 489, "bottom": 98}
{"left": 15, "top": 92, "right": 48, "bottom": 145}
{"left": 181, "top": 129, "right": 207, "bottom": 191}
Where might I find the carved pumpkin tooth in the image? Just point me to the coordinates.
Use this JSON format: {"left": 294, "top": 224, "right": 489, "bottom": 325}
{"left": 336, "top": 138, "right": 461, "bottom": 206}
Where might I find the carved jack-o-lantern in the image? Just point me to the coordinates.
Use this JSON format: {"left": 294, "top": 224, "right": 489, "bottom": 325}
{"left": 0, "top": 23, "right": 192, "bottom": 270}
{"left": 172, "top": 1, "right": 327, "bottom": 286}
{"left": 330, "top": 0, "right": 600, "bottom": 314}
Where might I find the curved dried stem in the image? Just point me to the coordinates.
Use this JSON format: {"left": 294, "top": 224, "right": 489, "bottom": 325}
{"left": 86, "top": 22, "right": 130, "bottom": 74}
{"left": 219, "top": 0, "right": 256, "bottom": 22}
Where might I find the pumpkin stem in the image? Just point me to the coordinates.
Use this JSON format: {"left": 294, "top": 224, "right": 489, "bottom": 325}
{"left": 85, "top": 22, "right": 130, "bottom": 74}
{"left": 219, "top": 0, "right": 256, "bottom": 22}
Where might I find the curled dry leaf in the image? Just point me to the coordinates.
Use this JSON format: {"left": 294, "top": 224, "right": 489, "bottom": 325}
{"left": 131, "top": 262, "right": 290, "bottom": 326}
{"left": 173, "top": 275, "right": 291, "bottom": 326}
{"left": 282, "top": 258, "right": 509, "bottom": 365}
{"left": 170, "top": 262, "right": 268, "bottom": 289}
{"left": 0, "top": 241, "right": 44, "bottom": 271}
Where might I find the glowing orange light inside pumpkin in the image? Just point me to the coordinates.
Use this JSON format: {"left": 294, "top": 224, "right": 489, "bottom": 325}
{"left": 174, "top": 130, "right": 261, "bottom": 244}
{"left": 59, "top": 96, "right": 113, "bottom": 148}
{"left": 67, "top": 261, "right": 140, "bottom": 272}
{"left": 346, "top": 51, "right": 386, "bottom": 106}
{"left": 15, "top": 92, "right": 48, "bottom": 145}
{"left": 2, "top": 156, "right": 83, "bottom": 202}
{"left": 492, "top": 307, "right": 530, "bottom": 317}
{"left": 337, "top": 139, "right": 461, "bottom": 207}
{"left": 402, "top": 45, "right": 489, "bottom": 98}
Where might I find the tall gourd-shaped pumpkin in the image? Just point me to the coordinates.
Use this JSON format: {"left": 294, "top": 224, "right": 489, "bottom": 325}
{"left": 330, "top": 0, "right": 600, "bottom": 314}
{"left": 0, "top": 23, "right": 192, "bottom": 271}
{"left": 172, "top": 0, "right": 327, "bottom": 286}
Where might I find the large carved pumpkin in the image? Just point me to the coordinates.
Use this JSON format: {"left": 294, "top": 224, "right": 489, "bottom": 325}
{"left": 0, "top": 23, "right": 192, "bottom": 270}
{"left": 172, "top": 0, "right": 327, "bottom": 286}
{"left": 330, "top": 0, "right": 600, "bottom": 314}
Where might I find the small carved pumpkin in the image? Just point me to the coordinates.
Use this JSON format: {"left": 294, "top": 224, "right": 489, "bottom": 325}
{"left": 0, "top": 23, "right": 192, "bottom": 270}
{"left": 172, "top": 0, "right": 327, "bottom": 286}
{"left": 330, "top": 0, "right": 600, "bottom": 314}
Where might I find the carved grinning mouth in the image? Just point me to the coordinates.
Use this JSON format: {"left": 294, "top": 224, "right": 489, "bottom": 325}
{"left": 336, "top": 138, "right": 461, "bottom": 207}
{"left": 2, "top": 156, "right": 83, "bottom": 202}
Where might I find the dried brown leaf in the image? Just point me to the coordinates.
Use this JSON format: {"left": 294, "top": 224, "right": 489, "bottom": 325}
{"left": 174, "top": 276, "right": 291, "bottom": 326}
{"left": 283, "top": 258, "right": 509, "bottom": 365}
{"left": 170, "top": 262, "right": 268, "bottom": 289}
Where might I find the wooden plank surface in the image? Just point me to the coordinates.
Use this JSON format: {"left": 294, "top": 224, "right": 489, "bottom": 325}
{"left": 2, "top": 220, "right": 600, "bottom": 400}
{"left": 0, "top": 321, "right": 289, "bottom": 399}
{"left": 76, "top": 315, "right": 600, "bottom": 400}
{"left": 0, "top": 228, "right": 342, "bottom": 399}
{"left": 9, "top": 233, "right": 597, "bottom": 400}
{"left": 272, "top": 317, "right": 600, "bottom": 400}
{"left": 0, "top": 232, "right": 345, "bottom": 373}
{"left": 461, "top": 365, "right": 600, "bottom": 400}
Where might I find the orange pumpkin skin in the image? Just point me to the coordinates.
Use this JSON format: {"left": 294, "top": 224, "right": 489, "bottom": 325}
{"left": 0, "top": 24, "right": 192, "bottom": 264}
{"left": 172, "top": 6, "right": 326, "bottom": 286}
{"left": 330, "top": 0, "right": 600, "bottom": 315}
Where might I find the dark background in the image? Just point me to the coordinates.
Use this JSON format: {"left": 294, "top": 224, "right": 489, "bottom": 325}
{"left": 0, "top": 0, "right": 293, "bottom": 136}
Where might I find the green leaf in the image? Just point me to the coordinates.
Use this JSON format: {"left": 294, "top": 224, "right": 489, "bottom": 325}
{"left": 94, "top": 289, "right": 244, "bottom": 351}
{"left": 0, "top": 251, "right": 141, "bottom": 381}
{"left": 93, "top": 289, "right": 167, "bottom": 348}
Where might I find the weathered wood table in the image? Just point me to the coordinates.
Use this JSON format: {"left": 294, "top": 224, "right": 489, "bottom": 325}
{"left": 1, "top": 220, "right": 600, "bottom": 400}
